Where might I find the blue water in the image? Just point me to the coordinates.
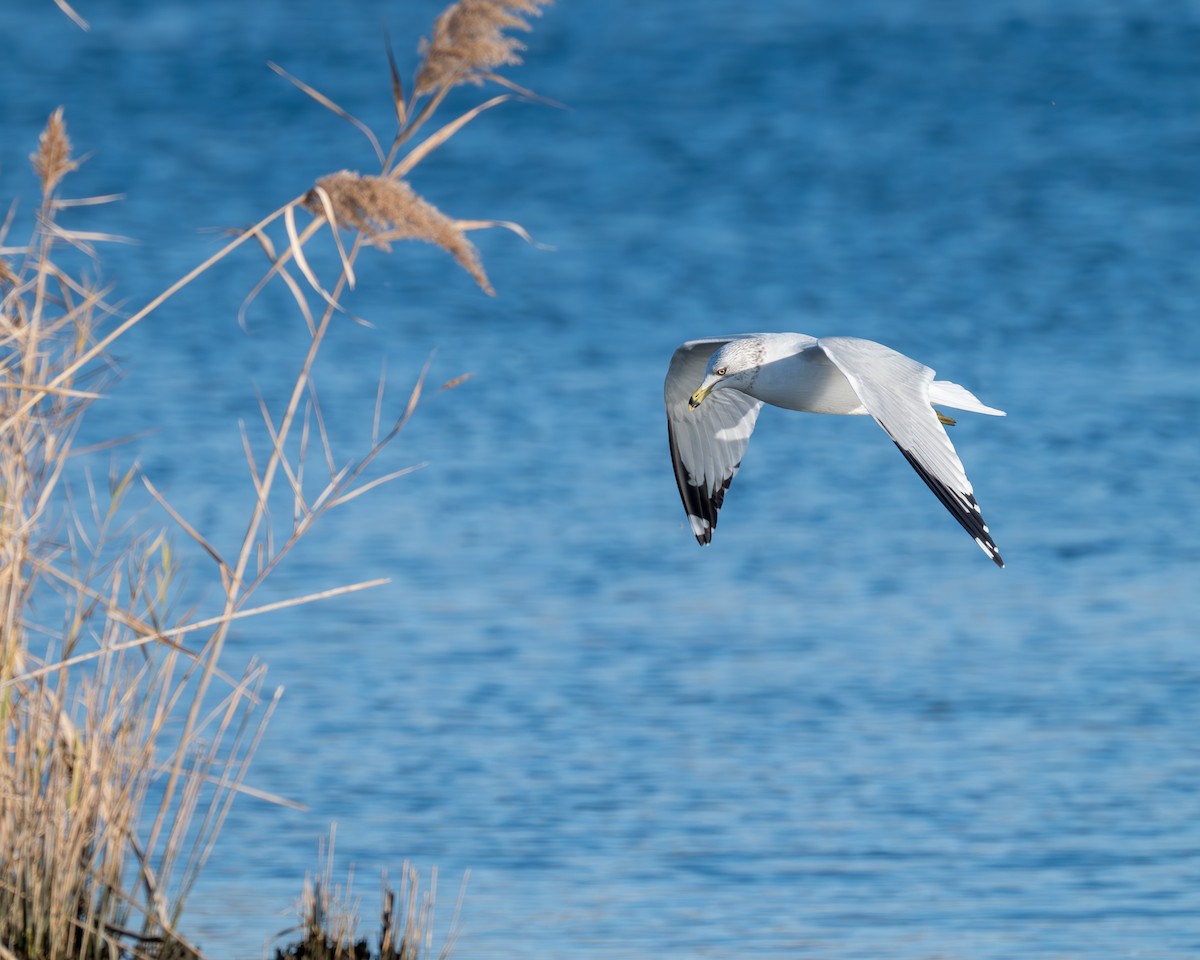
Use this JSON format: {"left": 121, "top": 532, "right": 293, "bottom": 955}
{"left": 4, "top": 2, "right": 1200, "bottom": 957}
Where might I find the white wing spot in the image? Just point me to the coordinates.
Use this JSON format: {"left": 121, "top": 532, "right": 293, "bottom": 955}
{"left": 714, "top": 405, "right": 760, "bottom": 442}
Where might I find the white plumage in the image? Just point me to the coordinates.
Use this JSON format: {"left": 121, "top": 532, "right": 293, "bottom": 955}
{"left": 664, "top": 333, "right": 1006, "bottom": 566}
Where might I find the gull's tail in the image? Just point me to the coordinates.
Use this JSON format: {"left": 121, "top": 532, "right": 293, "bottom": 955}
{"left": 929, "top": 380, "right": 1005, "bottom": 417}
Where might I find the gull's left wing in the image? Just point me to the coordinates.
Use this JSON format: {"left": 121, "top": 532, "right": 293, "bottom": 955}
{"left": 817, "top": 336, "right": 1004, "bottom": 567}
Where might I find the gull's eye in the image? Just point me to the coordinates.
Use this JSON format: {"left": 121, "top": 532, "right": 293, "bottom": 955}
{"left": 715, "top": 366, "right": 727, "bottom": 376}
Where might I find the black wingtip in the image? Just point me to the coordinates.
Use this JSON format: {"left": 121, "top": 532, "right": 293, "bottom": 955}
{"left": 669, "top": 423, "right": 740, "bottom": 545}
{"left": 893, "top": 443, "right": 1005, "bottom": 568}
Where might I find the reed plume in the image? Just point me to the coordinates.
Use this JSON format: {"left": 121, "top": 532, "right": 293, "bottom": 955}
{"left": 30, "top": 106, "right": 78, "bottom": 194}
{"left": 304, "top": 171, "right": 492, "bottom": 294}
{"left": 415, "top": 0, "right": 552, "bottom": 97}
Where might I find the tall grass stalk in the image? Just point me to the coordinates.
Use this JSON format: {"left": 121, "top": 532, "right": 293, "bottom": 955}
{"left": 1, "top": 2, "right": 551, "bottom": 956}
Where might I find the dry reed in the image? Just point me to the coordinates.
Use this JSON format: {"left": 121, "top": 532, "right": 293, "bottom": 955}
{"left": 1, "top": 106, "right": 256, "bottom": 960}
{"left": 1, "top": 1, "right": 552, "bottom": 955}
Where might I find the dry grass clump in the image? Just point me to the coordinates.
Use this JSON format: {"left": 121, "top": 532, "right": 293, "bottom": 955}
{"left": 274, "top": 833, "right": 462, "bottom": 960}
{"left": 2, "top": 1, "right": 554, "bottom": 956}
{"left": 1, "top": 108, "right": 272, "bottom": 960}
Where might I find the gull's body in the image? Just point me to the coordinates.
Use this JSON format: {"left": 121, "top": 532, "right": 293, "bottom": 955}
{"left": 664, "top": 333, "right": 1006, "bottom": 566}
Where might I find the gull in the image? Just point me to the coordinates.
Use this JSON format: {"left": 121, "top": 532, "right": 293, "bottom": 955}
{"left": 664, "top": 333, "right": 1006, "bottom": 566}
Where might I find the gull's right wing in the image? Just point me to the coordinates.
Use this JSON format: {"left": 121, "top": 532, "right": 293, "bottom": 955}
{"left": 664, "top": 337, "right": 764, "bottom": 543}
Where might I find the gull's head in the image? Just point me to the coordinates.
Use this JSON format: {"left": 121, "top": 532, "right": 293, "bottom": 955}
{"left": 688, "top": 340, "right": 762, "bottom": 409}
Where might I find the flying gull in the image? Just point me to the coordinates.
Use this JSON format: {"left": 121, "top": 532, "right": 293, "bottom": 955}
{"left": 664, "top": 333, "right": 1006, "bottom": 566}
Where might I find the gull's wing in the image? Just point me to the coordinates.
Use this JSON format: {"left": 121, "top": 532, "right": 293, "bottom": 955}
{"left": 817, "top": 336, "right": 1004, "bottom": 567}
{"left": 665, "top": 337, "right": 764, "bottom": 544}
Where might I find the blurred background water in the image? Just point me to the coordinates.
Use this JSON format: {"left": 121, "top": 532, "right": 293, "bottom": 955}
{"left": 3, "top": 1, "right": 1200, "bottom": 957}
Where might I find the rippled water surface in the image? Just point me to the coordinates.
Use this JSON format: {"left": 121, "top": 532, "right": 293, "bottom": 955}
{"left": 4, "top": 2, "right": 1200, "bottom": 957}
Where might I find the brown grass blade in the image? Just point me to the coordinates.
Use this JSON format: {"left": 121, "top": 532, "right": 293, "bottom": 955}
{"left": 326, "top": 463, "right": 426, "bottom": 509}
{"left": 384, "top": 28, "right": 408, "bottom": 130}
{"left": 226, "top": 579, "right": 392, "bottom": 620}
{"left": 438, "top": 372, "right": 475, "bottom": 391}
{"left": 455, "top": 217, "right": 546, "bottom": 248}
{"left": 69, "top": 428, "right": 159, "bottom": 459}
{"left": 479, "top": 70, "right": 567, "bottom": 109}
{"left": 285, "top": 201, "right": 321, "bottom": 294}
{"left": 368, "top": 360, "right": 387, "bottom": 445}
{"left": 206, "top": 776, "right": 307, "bottom": 811}
{"left": 398, "top": 354, "right": 433, "bottom": 431}
{"left": 52, "top": 0, "right": 89, "bottom": 29}
{"left": 391, "top": 93, "right": 514, "bottom": 179}
{"left": 239, "top": 228, "right": 281, "bottom": 330}
{"left": 255, "top": 388, "right": 312, "bottom": 521}
{"left": 52, "top": 193, "right": 125, "bottom": 208}
{"left": 241, "top": 229, "right": 318, "bottom": 335}
{"left": 238, "top": 419, "right": 265, "bottom": 498}
{"left": 307, "top": 184, "right": 356, "bottom": 289}
{"left": 268, "top": 61, "right": 384, "bottom": 167}
{"left": 275, "top": 259, "right": 318, "bottom": 337}
{"left": 2, "top": 579, "right": 392, "bottom": 687}
{"left": 387, "top": 84, "right": 452, "bottom": 160}
{"left": 306, "top": 381, "right": 338, "bottom": 479}
{"left": 0, "top": 382, "right": 103, "bottom": 399}
{"left": 284, "top": 202, "right": 348, "bottom": 314}
{"left": 42, "top": 219, "right": 136, "bottom": 248}
{"left": 141, "top": 476, "right": 230, "bottom": 578}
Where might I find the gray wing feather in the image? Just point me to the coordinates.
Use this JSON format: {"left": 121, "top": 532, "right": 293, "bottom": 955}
{"left": 664, "top": 338, "right": 764, "bottom": 543}
{"left": 817, "top": 336, "right": 1004, "bottom": 567}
